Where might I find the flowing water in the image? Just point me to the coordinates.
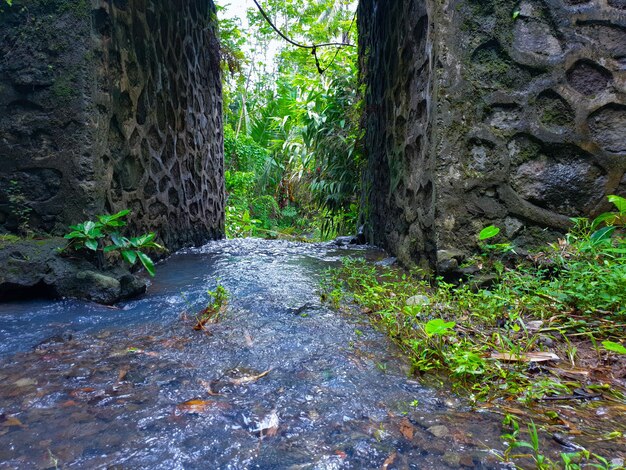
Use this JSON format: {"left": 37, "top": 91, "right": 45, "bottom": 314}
{"left": 0, "top": 239, "right": 507, "bottom": 469}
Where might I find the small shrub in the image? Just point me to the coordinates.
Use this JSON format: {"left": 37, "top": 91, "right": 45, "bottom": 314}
{"left": 194, "top": 283, "right": 229, "bottom": 330}
{"left": 64, "top": 210, "right": 163, "bottom": 276}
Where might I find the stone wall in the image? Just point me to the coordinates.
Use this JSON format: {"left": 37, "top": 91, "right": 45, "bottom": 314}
{"left": 0, "top": 0, "right": 224, "bottom": 251}
{"left": 358, "top": 0, "right": 626, "bottom": 270}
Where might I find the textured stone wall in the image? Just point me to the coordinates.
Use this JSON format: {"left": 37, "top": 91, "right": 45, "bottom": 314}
{"left": 358, "top": 0, "right": 436, "bottom": 268}
{"left": 0, "top": 0, "right": 224, "bottom": 251}
{"left": 359, "top": 0, "right": 626, "bottom": 269}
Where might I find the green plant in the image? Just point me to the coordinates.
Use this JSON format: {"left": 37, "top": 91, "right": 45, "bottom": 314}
{"left": 500, "top": 415, "right": 618, "bottom": 469}
{"left": 105, "top": 233, "right": 163, "bottom": 277}
{"left": 424, "top": 318, "right": 455, "bottom": 336}
{"left": 194, "top": 283, "right": 229, "bottom": 330}
{"left": 64, "top": 210, "right": 163, "bottom": 275}
{"left": 501, "top": 416, "right": 551, "bottom": 468}
{"left": 226, "top": 206, "right": 260, "bottom": 238}
{"left": 65, "top": 210, "right": 129, "bottom": 251}
{"left": 7, "top": 180, "right": 32, "bottom": 236}
{"left": 219, "top": 0, "right": 360, "bottom": 240}
{"left": 602, "top": 341, "right": 626, "bottom": 355}
{"left": 479, "top": 225, "right": 500, "bottom": 240}
{"left": 541, "top": 195, "right": 626, "bottom": 316}
{"left": 0, "top": 233, "right": 20, "bottom": 245}
{"left": 478, "top": 224, "right": 514, "bottom": 254}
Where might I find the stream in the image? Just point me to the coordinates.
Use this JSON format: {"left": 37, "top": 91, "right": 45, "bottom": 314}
{"left": 0, "top": 239, "right": 506, "bottom": 469}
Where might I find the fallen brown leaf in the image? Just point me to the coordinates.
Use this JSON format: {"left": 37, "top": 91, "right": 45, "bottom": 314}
{"left": 255, "top": 410, "right": 279, "bottom": 438}
{"left": 2, "top": 417, "right": 25, "bottom": 428}
{"left": 176, "top": 399, "right": 215, "bottom": 413}
{"left": 399, "top": 418, "right": 414, "bottom": 440}
{"left": 117, "top": 366, "right": 130, "bottom": 382}
{"left": 548, "top": 367, "right": 589, "bottom": 379}
{"left": 382, "top": 451, "right": 397, "bottom": 469}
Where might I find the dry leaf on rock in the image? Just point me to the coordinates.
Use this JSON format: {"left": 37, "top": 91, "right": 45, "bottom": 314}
{"left": 199, "top": 379, "right": 222, "bottom": 396}
{"left": 254, "top": 410, "right": 279, "bottom": 437}
{"left": 1, "top": 416, "right": 25, "bottom": 428}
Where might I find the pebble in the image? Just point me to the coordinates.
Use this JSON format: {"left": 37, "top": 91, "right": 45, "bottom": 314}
{"left": 14, "top": 378, "right": 37, "bottom": 387}
{"left": 443, "top": 452, "right": 475, "bottom": 468}
{"left": 427, "top": 425, "right": 449, "bottom": 438}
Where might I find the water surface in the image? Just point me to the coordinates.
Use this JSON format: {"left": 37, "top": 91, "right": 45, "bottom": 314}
{"left": 0, "top": 239, "right": 504, "bottom": 469}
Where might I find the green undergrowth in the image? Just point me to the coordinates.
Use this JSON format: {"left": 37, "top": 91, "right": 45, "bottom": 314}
{"left": 323, "top": 253, "right": 624, "bottom": 401}
{"left": 322, "top": 196, "right": 626, "bottom": 467}
{"left": 224, "top": 127, "right": 357, "bottom": 241}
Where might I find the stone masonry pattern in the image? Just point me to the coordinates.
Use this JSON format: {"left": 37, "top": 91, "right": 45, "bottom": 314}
{"left": 359, "top": 0, "right": 626, "bottom": 268}
{"left": 0, "top": 0, "right": 224, "bottom": 251}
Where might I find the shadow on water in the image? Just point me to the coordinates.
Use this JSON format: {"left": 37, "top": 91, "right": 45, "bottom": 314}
{"left": 0, "top": 239, "right": 506, "bottom": 468}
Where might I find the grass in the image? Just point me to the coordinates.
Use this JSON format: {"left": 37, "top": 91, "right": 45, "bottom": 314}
{"left": 0, "top": 234, "right": 21, "bottom": 245}
{"left": 321, "top": 197, "right": 626, "bottom": 468}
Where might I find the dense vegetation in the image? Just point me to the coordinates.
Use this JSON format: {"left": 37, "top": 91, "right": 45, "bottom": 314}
{"left": 217, "top": 0, "right": 361, "bottom": 240}
{"left": 323, "top": 196, "right": 626, "bottom": 468}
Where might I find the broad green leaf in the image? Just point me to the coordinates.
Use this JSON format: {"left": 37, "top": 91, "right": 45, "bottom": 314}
{"left": 85, "top": 239, "right": 98, "bottom": 251}
{"left": 84, "top": 221, "right": 96, "bottom": 233}
{"left": 510, "top": 441, "right": 534, "bottom": 450}
{"left": 608, "top": 195, "right": 626, "bottom": 214}
{"left": 121, "top": 250, "right": 138, "bottom": 265}
{"left": 137, "top": 251, "right": 156, "bottom": 276}
{"left": 64, "top": 232, "right": 85, "bottom": 239}
{"left": 110, "top": 233, "right": 128, "bottom": 247}
{"left": 590, "top": 226, "right": 615, "bottom": 244}
{"left": 107, "top": 220, "right": 126, "bottom": 227}
{"left": 478, "top": 225, "right": 500, "bottom": 241}
{"left": 591, "top": 212, "right": 618, "bottom": 229}
{"left": 424, "top": 318, "right": 456, "bottom": 336}
{"left": 130, "top": 233, "right": 156, "bottom": 247}
{"left": 602, "top": 341, "right": 626, "bottom": 355}
{"left": 114, "top": 209, "right": 130, "bottom": 217}
{"left": 98, "top": 210, "right": 129, "bottom": 227}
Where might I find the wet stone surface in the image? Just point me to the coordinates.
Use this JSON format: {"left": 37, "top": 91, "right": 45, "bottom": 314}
{"left": 0, "top": 239, "right": 505, "bottom": 469}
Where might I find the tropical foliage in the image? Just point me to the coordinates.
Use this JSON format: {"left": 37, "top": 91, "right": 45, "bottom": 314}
{"left": 64, "top": 210, "right": 164, "bottom": 276}
{"left": 217, "top": 0, "right": 361, "bottom": 239}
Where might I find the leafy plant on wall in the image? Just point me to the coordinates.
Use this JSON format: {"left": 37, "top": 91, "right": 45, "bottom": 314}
{"left": 64, "top": 210, "right": 164, "bottom": 276}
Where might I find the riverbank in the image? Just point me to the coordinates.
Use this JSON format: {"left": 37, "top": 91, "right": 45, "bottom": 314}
{"left": 323, "top": 233, "right": 626, "bottom": 468}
